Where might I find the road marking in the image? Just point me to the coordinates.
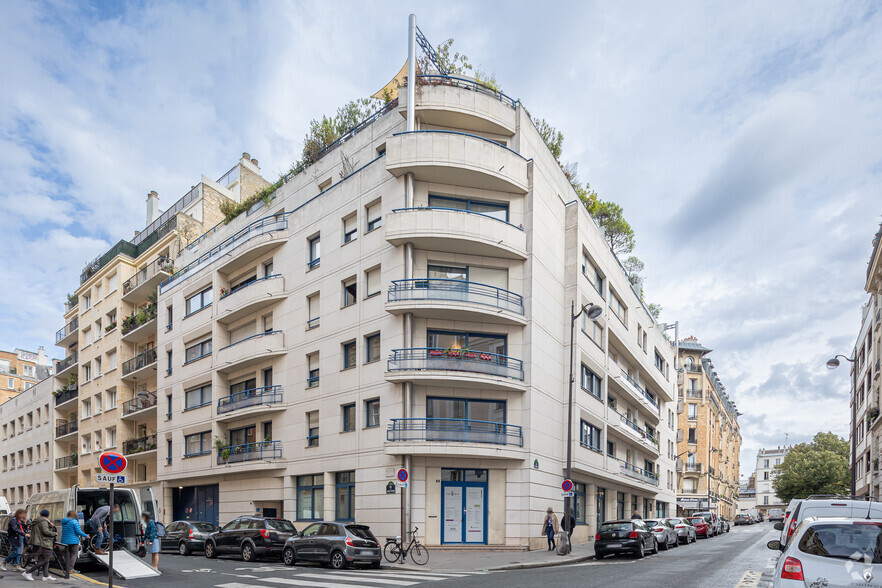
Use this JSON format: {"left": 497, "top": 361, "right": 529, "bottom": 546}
{"left": 295, "top": 571, "right": 421, "bottom": 585}
{"left": 332, "top": 570, "right": 466, "bottom": 580}
{"left": 735, "top": 570, "right": 762, "bottom": 587}
{"left": 72, "top": 572, "right": 124, "bottom": 586}
{"left": 235, "top": 567, "right": 287, "bottom": 572}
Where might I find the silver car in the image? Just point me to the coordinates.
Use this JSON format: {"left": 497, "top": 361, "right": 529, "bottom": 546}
{"left": 644, "top": 518, "right": 679, "bottom": 550}
{"left": 668, "top": 516, "right": 697, "bottom": 544}
{"left": 767, "top": 516, "right": 882, "bottom": 587}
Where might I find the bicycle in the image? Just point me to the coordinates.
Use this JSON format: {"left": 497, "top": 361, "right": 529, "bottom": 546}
{"left": 383, "top": 527, "right": 429, "bottom": 565}
{"left": 89, "top": 532, "right": 129, "bottom": 553}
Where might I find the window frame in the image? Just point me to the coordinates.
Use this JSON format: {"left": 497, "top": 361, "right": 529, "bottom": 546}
{"left": 365, "top": 333, "right": 380, "bottom": 364}
{"left": 184, "top": 431, "right": 212, "bottom": 457}
{"left": 184, "top": 338, "right": 212, "bottom": 364}
{"left": 185, "top": 287, "right": 213, "bottom": 317}
{"left": 365, "top": 399, "right": 380, "bottom": 428}
{"left": 184, "top": 384, "right": 212, "bottom": 411}
{"left": 341, "top": 403, "right": 355, "bottom": 432}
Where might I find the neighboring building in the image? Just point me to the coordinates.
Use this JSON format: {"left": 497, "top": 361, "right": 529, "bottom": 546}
{"left": 675, "top": 337, "right": 742, "bottom": 519}
{"left": 853, "top": 297, "right": 876, "bottom": 496}
{"left": 0, "top": 376, "right": 55, "bottom": 510}
{"left": 863, "top": 222, "right": 882, "bottom": 498}
{"left": 154, "top": 75, "right": 678, "bottom": 548}
{"left": 52, "top": 155, "right": 268, "bottom": 501}
{"left": 0, "top": 347, "right": 54, "bottom": 405}
{"left": 755, "top": 446, "right": 789, "bottom": 512}
{"left": 737, "top": 481, "right": 756, "bottom": 514}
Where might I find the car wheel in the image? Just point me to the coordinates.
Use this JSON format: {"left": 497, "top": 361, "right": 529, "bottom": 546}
{"left": 205, "top": 541, "right": 217, "bottom": 559}
{"left": 659, "top": 537, "right": 668, "bottom": 551}
{"left": 242, "top": 543, "right": 256, "bottom": 563}
{"left": 329, "top": 550, "right": 346, "bottom": 570}
{"left": 178, "top": 541, "right": 191, "bottom": 556}
{"left": 282, "top": 547, "right": 295, "bottom": 567}
{"left": 594, "top": 551, "right": 605, "bottom": 560}
{"left": 651, "top": 538, "right": 659, "bottom": 554}
{"left": 635, "top": 542, "right": 645, "bottom": 559}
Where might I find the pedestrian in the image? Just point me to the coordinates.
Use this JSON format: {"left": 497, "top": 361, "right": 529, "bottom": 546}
{"left": 58, "top": 511, "right": 88, "bottom": 577}
{"left": 89, "top": 503, "right": 119, "bottom": 555}
{"left": 141, "top": 512, "right": 160, "bottom": 569}
{"left": 561, "top": 510, "right": 576, "bottom": 540}
{"left": 22, "top": 509, "right": 56, "bottom": 582}
{"left": 631, "top": 509, "right": 642, "bottom": 520}
{"left": 541, "top": 507, "right": 559, "bottom": 551}
{"left": 1, "top": 509, "right": 29, "bottom": 571}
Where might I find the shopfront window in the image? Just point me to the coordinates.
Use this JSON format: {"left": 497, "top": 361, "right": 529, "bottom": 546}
{"left": 335, "top": 472, "right": 355, "bottom": 521}
{"left": 297, "top": 475, "right": 324, "bottom": 521}
{"left": 574, "top": 483, "right": 586, "bottom": 524}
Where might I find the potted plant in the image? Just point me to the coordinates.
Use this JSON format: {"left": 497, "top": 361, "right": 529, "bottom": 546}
{"left": 220, "top": 287, "right": 229, "bottom": 298}
{"left": 105, "top": 321, "right": 117, "bottom": 332}
{"left": 868, "top": 406, "right": 880, "bottom": 425}
{"left": 66, "top": 293, "right": 78, "bottom": 308}
{"left": 67, "top": 373, "right": 77, "bottom": 390}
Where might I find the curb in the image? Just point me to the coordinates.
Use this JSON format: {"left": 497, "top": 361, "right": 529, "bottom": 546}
{"left": 486, "top": 553, "right": 595, "bottom": 571}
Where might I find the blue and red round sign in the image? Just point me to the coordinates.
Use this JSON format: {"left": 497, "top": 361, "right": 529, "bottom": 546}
{"left": 99, "top": 452, "right": 127, "bottom": 475}
{"left": 397, "top": 468, "right": 409, "bottom": 483}
{"left": 561, "top": 479, "right": 574, "bottom": 493}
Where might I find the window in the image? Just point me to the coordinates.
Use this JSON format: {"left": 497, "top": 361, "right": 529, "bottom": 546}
{"left": 185, "top": 287, "right": 212, "bottom": 316}
{"left": 610, "top": 291, "right": 627, "bottom": 324}
{"left": 95, "top": 283, "right": 102, "bottom": 299}
{"left": 166, "top": 305, "right": 173, "bottom": 330}
{"left": 185, "top": 385, "right": 211, "bottom": 410}
{"left": 307, "top": 294, "right": 320, "bottom": 329}
{"left": 655, "top": 351, "right": 666, "bottom": 374}
{"left": 687, "top": 428, "right": 697, "bottom": 444}
{"left": 82, "top": 399, "right": 92, "bottom": 419}
{"left": 365, "top": 267, "right": 380, "bottom": 298}
{"left": 343, "top": 214, "right": 357, "bottom": 243}
{"left": 764, "top": 459, "right": 770, "bottom": 468}
{"left": 262, "top": 314, "right": 273, "bottom": 333}
{"left": 184, "top": 339, "right": 212, "bottom": 363}
{"left": 582, "top": 255, "right": 604, "bottom": 295}
{"left": 83, "top": 363, "right": 91, "bottom": 382}
{"left": 166, "top": 350, "right": 173, "bottom": 375}
{"left": 428, "top": 195, "right": 508, "bottom": 222}
{"left": 582, "top": 312, "right": 602, "bottom": 347}
{"left": 342, "top": 404, "right": 355, "bottom": 432}
{"left": 184, "top": 432, "right": 212, "bottom": 457}
{"left": 105, "top": 388, "right": 116, "bottom": 409}
{"left": 107, "top": 350, "right": 117, "bottom": 372}
{"left": 366, "top": 201, "right": 382, "bottom": 232}
{"left": 342, "top": 278, "right": 357, "bottom": 307}
{"left": 427, "top": 330, "right": 506, "bottom": 355}
{"left": 574, "top": 482, "right": 586, "bottom": 524}
{"left": 263, "top": 260, "right": 274, "bottom": 277}
{"left": 580, "top": 420, "right": 601, "bottom": 452}
{"left": 365, "top": 333, "right": 381, "bottom": 363}
{"left": 94, "top": 319, "right": 102, "bottom": 340}
{"left": 427, "top": 397, "right": 505, "bottom": 423}
{"left": 335, "top": 472, "right": 355, "bottom": 521}
{"left": 580, "top": 364, "right": 602, "bottom": 400}
{"left": 307, "top": 353, "right": 320, "bottom": 387}
{"left": 263, "top": 420, "right": 273, "bottom": 441}
{"left": 297, "top": 475, "right": 324, "bottom": 521}
{"left": 342, "top": 341, "right": 356, "bottom": 369}
{"left": 307, "top": 411, "right": 319, "bottom": 447}
{"left": 94, "top": 357, "right": 102, "bottom": 377}
{"left": 687, "top": 404, "right": 697, "bottom": 420}
{"left": 166, "top": 439, "right": 172, "bottom": 465}
{"left": 365, "top": 399, "right": 380, "bottom": 428}
{"left": 84, "top": 327, "right": 92, "bottom": 347}
{"left": 166, "top": 394, "right": 172, "bottom": 419}
{"left": 83, "top": 293, "right": 91, "bottom": 310}
{"left": 107, "top": 273, "right": 118, "bottom": 293}
{"left": 308, "top": 235, "right": 321, "bottom": 269}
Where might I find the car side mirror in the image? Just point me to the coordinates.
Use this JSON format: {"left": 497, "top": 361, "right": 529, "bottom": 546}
{"left": 767, "top": 540, "right": 783, "bottom": 552}
{"left": 773, "top": 522, "right": 784, "bottom": 531}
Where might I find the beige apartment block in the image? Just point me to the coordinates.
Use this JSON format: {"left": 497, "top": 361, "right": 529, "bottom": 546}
{"left": 52, "top": 156, "right": 267, "bottom": 500}
{"left": 676, "top": 337, "right": 742, "bottom": 519}
{"left": 863, "top": 223, "right": 882, "bottom": 497}
{"left": 755, "top": 446, "right": 789, "bottom": 511}
{"left": 155, "top": 78, "right": 677, "bottom": 549}
{"left": 0, "top": 347, "right": 55, "bottom": 405}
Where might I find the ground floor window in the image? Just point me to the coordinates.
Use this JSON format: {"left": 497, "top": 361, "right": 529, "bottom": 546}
{"left": 656, "top": 502, "right": 667, "bottom": 518}
{"left": 631, "top": 495, "right": 638, "bottom": 518}
{"left": 616, "top": 492, "right": 625, "bottom": 519}
{"left": 643, "top": 499, "right": 650, "bottom": 519}
{"left": 297, "top": 475, "right": 324, "bottom": 521}
{"left": 574, "top": 482, "right": 586, "bottom": 524}
{"left": 335, "top": 471, "right": 354, "bottom": 521}
{"left": 597, "top": 487, "right": 606, "bottom": 527}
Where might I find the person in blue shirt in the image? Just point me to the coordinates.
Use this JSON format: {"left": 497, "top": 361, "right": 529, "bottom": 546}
{"left": 142, "top": 512, "right": 160, "bottom": 569}
{"left": 59, "top": 510, "right": 89, "bottom": 577}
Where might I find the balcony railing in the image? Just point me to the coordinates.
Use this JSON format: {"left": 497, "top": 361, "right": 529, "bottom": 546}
{"left": 388, "top": 348, "right": 524, "bottom": 381}
{"left": 220, "top": 274, "right": 282, "bottom": 300}
{"left": 217, "top": 386, "right": 283, "bottom": 414}
{"left": 612, "top": 456, "right": 659, "bottom": 486}
{"left": 218, "top": 330, "right": 282, "bottom": 352}
{"left": 415, "top": 74, "right": 518, "bottom": 109}
{"left": 56, "top": 352, "right": 78, "bottom": 373}
{"left": 122, "top": 348, "right": 157, "bottom": 376}
{"left": 388, "top": 279, "right": 524, "bottom": 315}
{"left": 123, "top": 256, "right": 173, "bottom": 295}
{"left": 55, "top": 317, "right": 79, "bottom": 343}
{"left": 386, "top": 418, "right": 523, "bottom": 447}
{"left": 55, "top": 420, "right": 78, "bottom": 437}
{"left": 122, "top": 392, "right": 157, "bottom": 416}
{"left": 621, "top": 369, "right": 659, "bottom": 411}
{"left": 686, "top": 389, "right": 703, "bottom": 398}
{"left": 54, "top": 386, "right": 78, "bottom": 406}
{"left": 55, "top": 455, "right": 78, "bottom": 470}
{"left": 122, "top": 434, "right": 157, "bottom": 455}
{"left": 685, "top": 365, "right": 703, "bottom": 374}
{"left": 307, "top": 317, "right": 320, "bottom": 330}
{"left": 216, "top": 440, "right": 282, "bottom": 465}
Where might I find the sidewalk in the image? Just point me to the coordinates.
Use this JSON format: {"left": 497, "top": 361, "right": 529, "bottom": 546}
{"left": 0, "top": 570, "right": 82, "bottom": 585}
{"left": 390, "top": 541, "right": 595, "bottom": 572}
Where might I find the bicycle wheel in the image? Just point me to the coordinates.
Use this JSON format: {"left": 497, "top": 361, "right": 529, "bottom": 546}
{"left": 383, "top": 542, "right": 401, "bottom": 563}
{"left": 410, "top": 543, "right": 429, "bottom": 565}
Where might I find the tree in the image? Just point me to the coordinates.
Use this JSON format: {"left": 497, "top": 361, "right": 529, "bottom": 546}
{"left": 581, "top": 190, "right": 636, "bottom": 256}
{"left": 622, "top": 256, "right": 645, "bottom": 287}
{"left": 532, "top": 118, "right": 564, "bottom": 161}
{"left": 773, "top": 432, "right": 850, "bottom": 503}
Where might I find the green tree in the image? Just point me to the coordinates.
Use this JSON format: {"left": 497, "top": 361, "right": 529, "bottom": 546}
{"left": 579, "top": 189, "right": 636, "bottom": 256}
{"left": 773, "top": 432, "right": 850, "bottom": 503}
{"left": 532, "top": 118, "right": 564, "bottom": 161}
{"left": 622, "top": 256, "right": 645, "bottom": 287}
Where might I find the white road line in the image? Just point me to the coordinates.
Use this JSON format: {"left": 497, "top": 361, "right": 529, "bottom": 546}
{"left": 735, "top": 570, "right": 762, "bottom": 588}
{"left": 245, "top": 577, "right": 410, "bottom": 588}
{"left": 331, "top": 571, "right": 462, "bottom": 580}
{"left": 295, "top": 571, "right": 421, "bottom": 585}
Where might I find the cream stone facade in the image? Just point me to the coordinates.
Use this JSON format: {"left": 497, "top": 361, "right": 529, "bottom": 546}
{"left": 862, "top": 223, "right": 882, "bottom": 497}
{"left": 0, "top": 347, "right": 54, "bottom": 405}
{"left": 154, "top": 78, "right": 677, "bottom": 549}
{"left": 755, "top": 446, "right": 789, "bottom": 511}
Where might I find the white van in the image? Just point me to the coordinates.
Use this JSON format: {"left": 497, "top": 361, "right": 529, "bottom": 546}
{"left": 0, "top": 496, "right": 10, "bottom": 515}
{"left": 26, "top": 485, "right": 159, "bottom": 559}
{"left": 776, "top": 497, "right": 882, "bottom": 547}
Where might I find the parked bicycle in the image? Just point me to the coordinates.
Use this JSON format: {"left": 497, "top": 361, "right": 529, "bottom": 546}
{"left": 383, "top": 527, "right": 429, "bottom": 565}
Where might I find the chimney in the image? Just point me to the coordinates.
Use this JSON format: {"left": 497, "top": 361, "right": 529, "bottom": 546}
{"left": 37, "top": 346, "right": 46, "bottom": 366}
{"left": 241, "top": 152, "right": 251, "bottom": 162}
{"left": 146, "top": 191, "right": 160, "bottom": 225}
{"left": 251, "top": 159, "right": 259, "bottom": 168}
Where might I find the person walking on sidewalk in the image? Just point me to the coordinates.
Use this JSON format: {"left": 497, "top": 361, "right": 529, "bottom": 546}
{"left": 1, "top": 509, "right": 29, "bottom": 571}
{"left": 142, "top": 512, "right": 160, "bottom": 569}
{"left": 542, "top": 507, "right": 559, "bottom": 551}
{"left": 58, "top": 511, "right": 88, "bottom": 577}
{"left": 631, "top": 510, "right": 642, "bottom": 520}
{"left": 561, "top": 511, "right": 576, "bottom": 541}
{"left": 22, "top": 509, "right": 56, "bottom": 582}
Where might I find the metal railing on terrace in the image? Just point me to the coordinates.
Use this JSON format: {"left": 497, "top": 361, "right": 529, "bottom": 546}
{"left": 55, "top": 420, "right": 78, "bottom": 437}
{"left": 390, "top": 207, "right": 524, "bottom": 231}
{"left": 54, "top": 386, "right": 78, "bottom": 406}
{"left": 388, "top": 348, "right": 524, "bottom": 381}
{"left": 611, "top": 456, "right": 659, "bottom": 486}
{"left": 122, "top": 348, "right": 157, "bottom": 376}
{"left": 621, "top": 369, "right": 659, "bottom": 410}
{"left": 55, "top": 455, "right": 78, "bottom": 470}
{"left": 123, "top": 434, "right": 157, "bottom": 455}
{"left": 56, "top": 352, "right": 78, "bottom": 373}
{"left": 220, "top": 274, "right": 282, "bottom": 300}
{"left": 388, "top": 279, "right": 524, "bottom": 315}
{"left": 415, "top": 75, "right": 518, "bottom": 109}
{"left": 122, "top": 392, "right": 157, "bottom": 416}
{"left": 685, "top": 365, "right": 703, "bottom": 374}
{"left": 216, "top": 440, "right": 282, "bottom": 465}
{"left": 686, "top": 389, "right": 704, "bottom": 398}
{"left": 217, "top": 386, "right": 283, "bottom": 415}
{"left": 55, "top": 317, "right": 78, "bottom": 343}
{"left": 124, "top": 256, "right": 173, "bottom": 295}
{"left": 386, "top": 418, "right": 523, "bottom": 447}
{"left": 218, "top": 330, "right": 283, "bottom": 352}
{"left": 80, "top": 215, "right": 179, "bottom": 284}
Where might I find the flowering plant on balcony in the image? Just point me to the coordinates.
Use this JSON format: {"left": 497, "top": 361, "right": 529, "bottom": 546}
{"left": 105, "top": 321, "right": 117, "bottom": 332}
{"left": 429, "top": 347, "right": 494, "bottom": 361}
{"left": 220, "top": 287, "right": 230, "bottom": 298}
{"left": 867, "top": 406, "right": 880, "bottom": 425}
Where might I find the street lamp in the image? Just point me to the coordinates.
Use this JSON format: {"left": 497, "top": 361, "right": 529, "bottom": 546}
{"left": 826, "top": 354, "right": 856, "bottom": 495}
{"left": 563, "top": 301, "right": 603, "bottom": 555}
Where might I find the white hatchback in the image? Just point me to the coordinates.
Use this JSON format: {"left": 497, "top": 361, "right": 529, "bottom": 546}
{"left": 768, "top": 517, "right": 882, "bottom": 587}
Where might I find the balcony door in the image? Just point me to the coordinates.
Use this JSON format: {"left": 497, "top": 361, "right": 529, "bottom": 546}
{"left": 427, "top": 330, "right": 506, "bottom": 356}
{"left": 230, "top": 425, "right": 255, "bottom": 448}
{"left": 426, "top": 397, "right": 506, "bottom": 443}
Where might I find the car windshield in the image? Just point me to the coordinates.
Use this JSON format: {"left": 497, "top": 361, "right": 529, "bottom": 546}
{"left": 191, "top": 523, "right": 216, "bottom": 532}
{"left": 799, "top": 523, "right": 882, "bottom": 563}
{"left": 690, "top": 518, "right": 705, "bottom": 525}
{"left": 600, "top": 522, "right": 632, "bottom": 532}
{"left": 346, "top": 525, "right": 377, "bottom": 541}
{"left": 644, "top": 520, "right": 660, "bottom": 527}
{"left": 267, "top": 519, "right": 296, "bottom": 533}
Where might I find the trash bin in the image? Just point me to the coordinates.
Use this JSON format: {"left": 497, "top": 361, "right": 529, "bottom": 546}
{"left": 556, "top": 530, "right": 570, "bottom": 555}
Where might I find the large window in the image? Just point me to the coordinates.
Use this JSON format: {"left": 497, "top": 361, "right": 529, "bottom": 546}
{"left": 297, "top": 475, "right": 324, "bottom": 521}
{"left": 184, "top": 432, "right": 211, "bottom": 457}
{"left": 429, "top": 195, "right": 509, "bottom": 222}
{"left": 580, "top": 420, "right": 601, "bottom": 452}
{"left": 229, "top": 425, "right": 255, "bottom": 447}
{"left": 574, "top": 482, "right": 586, "bottom": 524}
{"left": 581, "top": 364, "right": 602, "bottom": 400}
{"left": 687, "top": 404, "right": 698, "bottom": 420}
{"left": 335, "top": 471, "right": 355, "bottom": 521}
{"left": 230, "top": 378, "right": 256, "bottom": 396}
{"left": 184, "top": 339, "right": 212, "bottom": 364}
{"left": 427, "top": 330, "right": 506, "bottom": 356}
{"left": 185, "top": 287, "right": 212, "bottom": 316}
{"left": 427, "top": 397, "right": 505, "bottom": 423}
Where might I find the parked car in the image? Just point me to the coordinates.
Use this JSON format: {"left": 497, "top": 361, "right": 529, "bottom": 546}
{"left": 719, "top": 517, "right": 731, "bottom": 533}
{"left": 161, "top": 520, "right": 218, "bottom": 555}
{"left": 776, "top": 497, "right": 882, "bottom": 548}
{"left": 667, "top": 517, "right": 697, "bottom": 544}
{"left": 734, "top": 514, "right": 752, "bottom": 526}
{"left": 282, "top": 522, "right": 381, "bottom": 569}
{"left": 689, "top": 516, "right": 713, "bottom": 538}
{"left": 693, "top": 512, "right": 720, "bottom": 536}
{"left": 767, "top": 508, "right": 785, "bottom": 522}
{"left": 644, "top": 518, "right": 679, "bottom": 550}
{"left": 594, "top": 520, "right": 658, "bottom": 558}
{"left": 767, "top": 516, "right": 882, "bottom": 587}
{"left": 205, "top": 516, "right": 297, "bottom": 562}
{"left": 0, "top": 513, "right": 13, "bottom": 557}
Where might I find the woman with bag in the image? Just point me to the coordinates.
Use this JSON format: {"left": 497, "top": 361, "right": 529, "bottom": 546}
{"left": 541, "top": 507, "right": 559, "bottom": 551}
{"left": 22, "top": 509, "right": 57, "bottom": 581}
{"left": 142, "top": 512, "right": 160, "bottom": 569}
{"left": 58, "top": 511, "right": 88, "bottom": 577}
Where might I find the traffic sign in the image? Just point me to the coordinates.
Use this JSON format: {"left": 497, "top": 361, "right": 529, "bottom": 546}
{"left": 561, "top": 479, "right": 574, "bottom": 493}
{"left": 395, "top": 481, "right": 408, "bottom": 488}
{"left": 99, "top": 452, "right": 127, "bottom": 474}
{"left": 561, "top": 491, "right": 574, "bottom": 497}
{"left": 96, "top": 473, "right": 128, "bottom": 484}
{"left": 397, "top": 468, "right": 408, "bottom": 483}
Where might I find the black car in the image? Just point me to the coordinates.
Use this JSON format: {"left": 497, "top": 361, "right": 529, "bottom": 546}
{"left": 595, "top": 520, "right": 657, "bottom": 559}
{"left": 205, "top": 516, "right": 297, "bottom": 562}
{"left": 283, "top": 522, "right": 381, "bottom": 569}
{"left": 162, "top": 521, "right": 218, "bottom": 555}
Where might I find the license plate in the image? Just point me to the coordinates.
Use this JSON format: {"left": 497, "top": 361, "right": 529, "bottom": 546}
{"left": 606, "top": 543, "right": 622, "bottom": 548}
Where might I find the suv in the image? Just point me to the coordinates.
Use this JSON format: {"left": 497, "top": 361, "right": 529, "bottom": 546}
{"left": 594, "top": 519, "right": 658, "bottom": 558}
{"left": 205, "top": 516, "right": 297, "bottom": 562}
{"left": 777, "top": 497, "right": 882, "bottom": 548}
{"left": 693, "top": 512, "right": 720, "bottom": 537}
{"left": 283, "top": 522, "right": 381, "bottom": 569}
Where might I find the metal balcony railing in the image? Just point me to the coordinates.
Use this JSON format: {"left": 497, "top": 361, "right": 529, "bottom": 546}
{"left": 56, "top": 352, "right": 78, "bottom": 373}
{"left": 122, "top": 392, "right": 157, "bottom": 416}
{"left": 123, "top": 256, "right": 173, "bottom": 295}
{"left": 55, "top": 420, "right": 78, "bottom": 437}
{"left": 388, "top": 279, "right": 524, "bottom": 315}
{"left": 685, "top": 365, "right": 703, "bottom": 374}
{"left": 55, "top": 386, "right": 78, "bottom": 406}
{"left": 686, "top": 389, "right": 703, "bottom": 398}
{"left": 415, "top": 74, "right": 518, "bottom": 109}
{"left": 55, "top": 317, "right": 78, "bottom": 343}
{"left": 217, "top": 386, "right": 283, "bottom": 414}
{"left": 216, "top": 440, "right": 282, "bottom": 465}
{"left": 621, "top": 369, "right": 659, "bottom": 411}
{"left": 611, "top": 456, "right": 659, "bottom": 486}
{"left": 122, "top": 434, "right": 157, "bottom": 455}
{"left": 220, "top": 274, "right": 282, "bottom": 300}
{"left": 388, "top": 348, "right": 524, "bottom": 381}
{"left": 386, "top": 418, "right": 523, "bottom": 447}
{"left": 122, "top": 348, "right": 157, "bottom": 376}
{"left": 55, "top": 455, "right": 78, "bottom": 470}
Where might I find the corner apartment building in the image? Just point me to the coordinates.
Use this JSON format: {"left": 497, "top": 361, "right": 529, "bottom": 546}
{"left": 154, "top": 76, "right": 677, "bottom": 548}
{"left": 676, "top": 337, "right": 741, "bottom": 519}
{"left": 755, "top": 446, "right": 789, "bottom": 512}
{"left": 863, "top": 222, "right": 882, "bottom": 497}
{"left": 0, "top": 376, "right": 54, "bottom": 510}
{"left": 0, "top": 347, "right": 54, "bottom": 405}
{"left": 53, "top": 155, "right": 268, "bottom": 497}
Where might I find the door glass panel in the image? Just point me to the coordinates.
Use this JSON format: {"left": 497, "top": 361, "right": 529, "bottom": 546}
{"left": 441, "top": 469, "right": 462, "bottom": 482}
{"left": 428, "top": 264, "right": 467, "bottom": 281}
{"left": 465, "top": 487, "right": 485, "bottom": 543}
{"left": 427, "top": 398, "right": 466, "bottom": 420}
{"left": 464, "top": 469, "right": 487, "bottom": 482}
{"left": 466, "top": 335, "right": 506, "bottom": 355}
{"left": 230, "top": 379, "right": 256, "bottom": 395}
{"left": 429, "top": 196, "right": 466, "bottom": 211}
{"left": 443, "top": 486, "right": 463, "bottom": 543}
{"left": 467, "top": 401, "right": 505, "bottom": 423}
{"left": 427, "top": 332, "right": 467, "bottom": 350}
{"left": 469, "top": 201, "right": 508, "bottom": 221}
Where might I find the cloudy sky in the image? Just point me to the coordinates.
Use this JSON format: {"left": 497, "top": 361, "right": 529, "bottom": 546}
{"left": 2, "top": 1, "right": 879, "bottom": 472}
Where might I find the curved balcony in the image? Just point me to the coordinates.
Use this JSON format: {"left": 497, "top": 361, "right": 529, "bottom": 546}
{"left": 386, "top": 279, "right": 525, "bottom": 325}
{"left": 386, "top": 348, "right": 525, "bottom": 392}
{"left": 398, "top": 77, "right": 518, "bottom": 135}
{"left": 386, "top": 131, "right": 529, "bottom": 194}
{"left": 609, "top": 371, "right": 660, "bottom": 424}
{"left": 55, "top": 317, "right": 79, "bottom": 348}
{"left": 216, "top": 440, "right": 282, "bottom": 465}
{"left": 122, "top": 256, "right": 173, "bottom": 303}
{"left": 121, "top": 348, "right": 157, "bottom": 381}
{"left": 55, "top": 352, "right": 78, "bottom": 378}
{"left": 385, "top": 208, "right": 527, "bottom": 259}
{"left": 385, "top": 418, "right": 525, "bottom": 460}
{"left": 216, "top": 331, "right": 285, "bottom": 374}
{"left": 216, "top": 385, "right": 284, "bottom": 422}
{"left": 217, "top": 275, "right": 286, "bottom": 325}
{"left": 608, "top": 410, "right": 660, "bottom": 456}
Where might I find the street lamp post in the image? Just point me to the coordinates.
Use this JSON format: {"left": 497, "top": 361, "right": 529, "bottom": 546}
{"left": 563, "top": 300, "right": 602, "bottom": 555}
{"left": 827, "top": 354, "right": 857, "bottom": 495}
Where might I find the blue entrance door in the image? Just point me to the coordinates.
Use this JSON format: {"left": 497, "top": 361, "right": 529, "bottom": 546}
{"left": 173, "top": 484, "right": 219, "bottom": 526}
{"left": 441, "top": 469, "right": 488, "bottom": 544}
